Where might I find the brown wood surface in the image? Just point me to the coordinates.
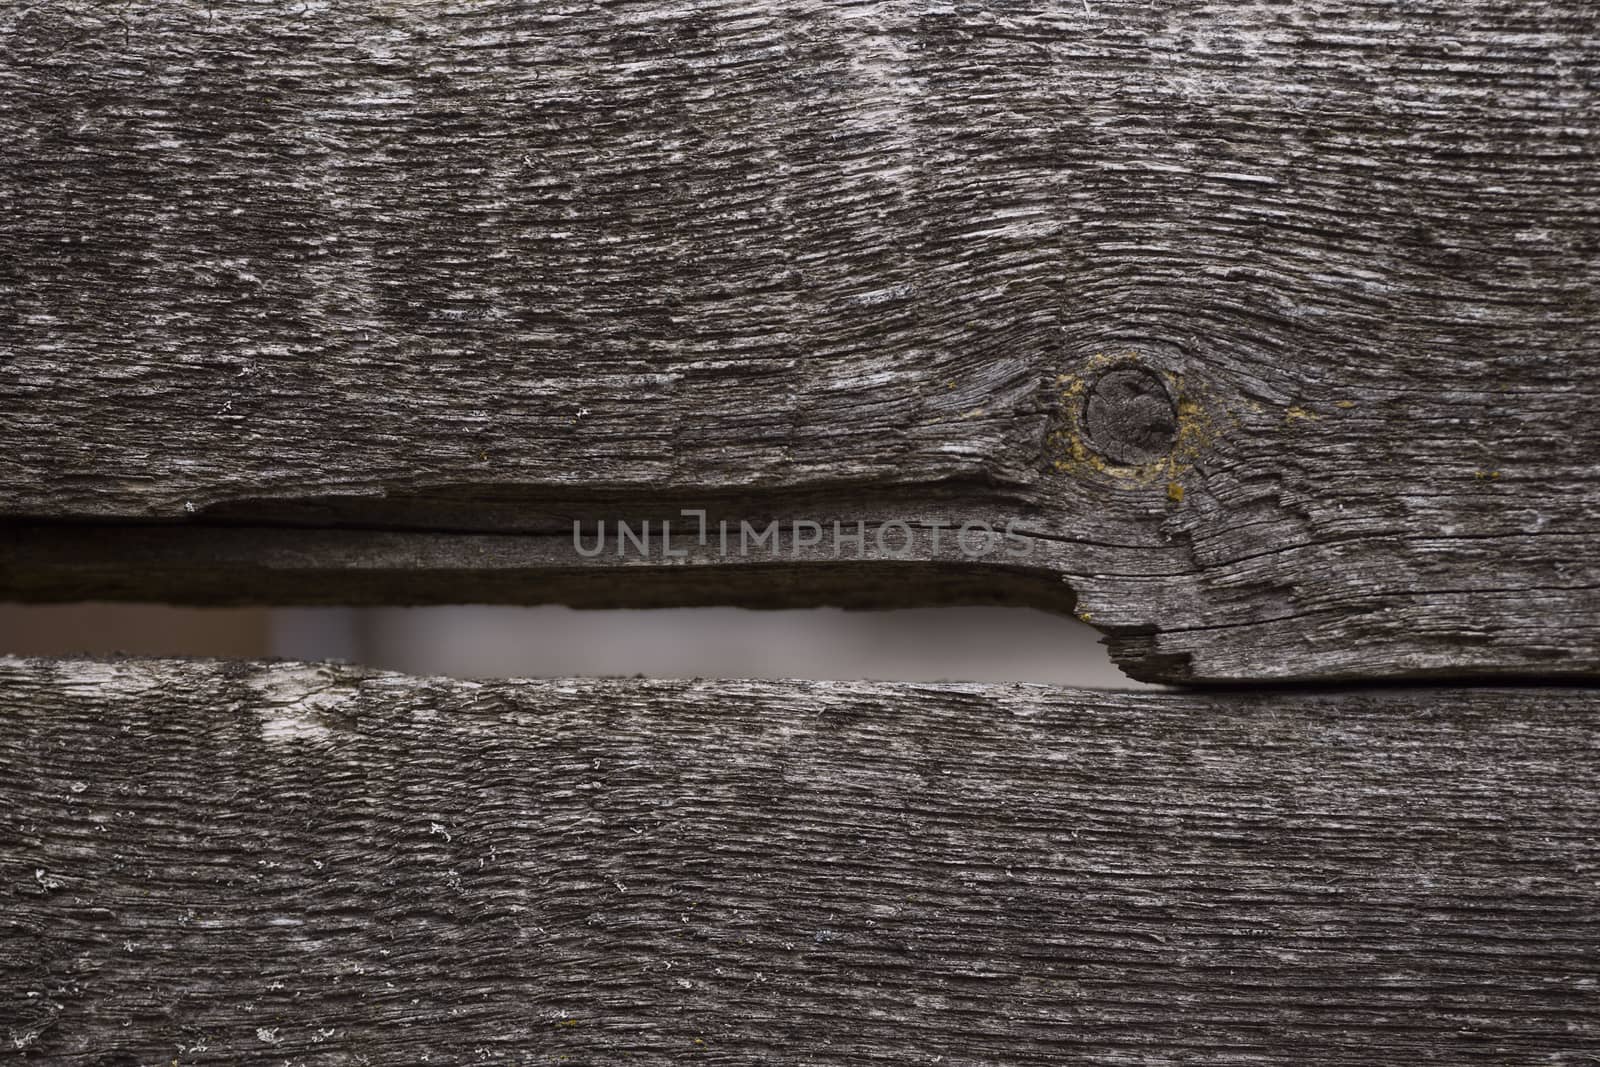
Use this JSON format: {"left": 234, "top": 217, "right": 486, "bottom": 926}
{"left": 2, "top": 1, "right": 1599, "bottom": 685}
{"left": 3, "top": 657, "right": 1599, "bottom": 1063}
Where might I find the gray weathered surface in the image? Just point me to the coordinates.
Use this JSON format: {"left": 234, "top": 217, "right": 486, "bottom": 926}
{"left": 3, "top": 657, "right": 1599, "bottom": 1063}
{"left": 3, "top": 1, "right": 1599, "bottom": 684}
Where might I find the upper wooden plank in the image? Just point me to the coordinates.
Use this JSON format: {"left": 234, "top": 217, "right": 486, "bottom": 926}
{"left": 1, "top": 1, "right": 1598, "bottom": 683}
{"left": 4, "top": 658, "right": 1600, "bottom": 1062}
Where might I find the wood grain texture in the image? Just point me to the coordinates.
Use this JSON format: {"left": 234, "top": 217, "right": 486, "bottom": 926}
{"left": 2, "top": 1, "right": 1599, "bottom": 683}
{"left": 3, "top": 657, "right": 1599, "bottom": 1063}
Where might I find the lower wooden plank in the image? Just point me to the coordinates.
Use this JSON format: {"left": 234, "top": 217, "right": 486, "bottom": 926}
{"left": 2, "top": 659, "right": 1598, "bottom": 1063}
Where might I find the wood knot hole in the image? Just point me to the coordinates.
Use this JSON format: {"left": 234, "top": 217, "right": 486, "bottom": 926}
{"left": 1082, "top": 365, "right": 1178, "bottom": 466}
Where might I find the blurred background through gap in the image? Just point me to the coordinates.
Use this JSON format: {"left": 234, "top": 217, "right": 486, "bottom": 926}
{"left": 0, "top": 604, "right": 1155, "bottom": 688}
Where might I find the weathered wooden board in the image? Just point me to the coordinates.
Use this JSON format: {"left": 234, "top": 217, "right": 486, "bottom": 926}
{"left": 3, "top": 1, "right": 1599, "bottom": 684}
{"left": 3, "top": 657, "right": 1598, "bottom": 1063}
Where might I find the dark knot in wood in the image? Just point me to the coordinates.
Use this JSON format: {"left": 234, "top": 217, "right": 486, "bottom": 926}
{"left": 1083, "top": 366, "right": 1179, "bottom": 466}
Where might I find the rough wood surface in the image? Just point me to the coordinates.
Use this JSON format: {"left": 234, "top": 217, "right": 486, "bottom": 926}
{"left": 3, "top": 1, "right": 1599, "bottom": 684}
{"left": 3, "top": 657, "right": 1599, "bottom": 1063}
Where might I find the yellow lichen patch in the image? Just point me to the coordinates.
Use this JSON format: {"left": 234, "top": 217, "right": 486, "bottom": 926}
{"left": 1167, "top": 481, "right": 1184, "bottom": 503}
{"left": 1475, "top": 469, "right": 1502, "bottom": 480}
{"left": 1285, "top": 405, "right": 1321, "bottom": 422}
{"left": 1335, "top": 400, "right": 1357, "bottom": 409}
{"left": 1077, "top": 611, "right": 1093, "bottom": 623}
